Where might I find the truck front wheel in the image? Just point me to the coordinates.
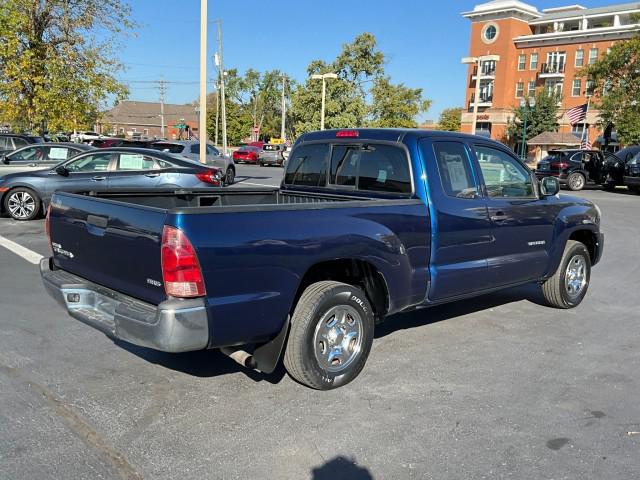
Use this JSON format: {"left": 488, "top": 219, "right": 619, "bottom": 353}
{"left": 284, "top": 281, "right": 374, "bottom": 390}
{"left": 541, "top": 240, "right": 591, "bottom": 309}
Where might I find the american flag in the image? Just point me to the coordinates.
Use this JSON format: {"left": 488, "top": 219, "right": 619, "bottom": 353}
{"left": 581, "top": 136, "right": 592, "bottom": 150}
{"left": 567, "top": 104, "right": 588, "bottom": 126}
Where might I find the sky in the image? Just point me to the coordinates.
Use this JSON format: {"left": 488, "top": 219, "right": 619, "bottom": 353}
{"left": 118, "top": 0, "right": 625, "bottom": 121}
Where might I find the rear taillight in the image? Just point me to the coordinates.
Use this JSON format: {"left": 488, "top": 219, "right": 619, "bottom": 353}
{"left": 250, "top": 152, "right": 257, "bottom": 160}
{"left": 195, "top": 170, "right": 221, "bottom": 185}
{"left": 552, "top": 162, "right": 569, "bottom": 169}
{"left": 45, "top": 203, "right": 52, "bottom": 251}
{"left": 161, "top": 226, "right": 206, "bottom": 298}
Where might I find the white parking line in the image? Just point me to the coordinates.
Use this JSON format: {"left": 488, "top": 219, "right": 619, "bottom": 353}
{"left": 0, "top": 235, "right": 44, "bottom": 265}
{"left": 236, "top": 182, "right": 279, "bottom": 188}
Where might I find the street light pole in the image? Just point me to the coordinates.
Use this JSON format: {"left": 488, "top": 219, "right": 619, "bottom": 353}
{"left": 311, "top": 73, "right": 338, "bottom": 131}
{"left": 519, "top": 97, "right": 536, "bottom": 160}
{"left": 280, "top": 75, "right": 287, "bottom": 140}
{"left": 198, "top": 0, "right": 207, "bottom": 164}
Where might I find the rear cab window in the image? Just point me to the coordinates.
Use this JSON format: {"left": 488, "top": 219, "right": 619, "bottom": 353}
{"left": 285, "top": 142, "right": 412, "bottom": 195}
{"left": 151, "top": 143, "right": 185, "bottom": 154}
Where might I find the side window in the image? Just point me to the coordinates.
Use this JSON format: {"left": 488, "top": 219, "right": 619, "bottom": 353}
{"left": 355, "top": 144, "right": 411, "bottom": 194}
{"left": 46, "top": 146, "right": 72, "bottom": 161}
{"left": 8, "top": 146, "right": 43, "bottom": 162}
{"left": 116, "top": 153, "right": 157, "bottom": 171}
{"left": 474, "top": 145, "right": 535, "bottom": 198}
{"left": 13, "top": 137, "right": 28, "bottom": 148}
{"left": 65, "top": 154, "right": 112, "bottom": 173}
{"left": 207, "top": 145, "right": 219, "bottom": 155}
{"left": 432, "top": 142, "right": 478, "bottom": 199}
{"left": 0, "top": 137, "right": 7, "bottom": 150}
{"left": 156, "top": 159, "right": 173, "bottom": 169}
{"left": 190, "top": 144, "right": 199, "bottom": 154}
{"left": 284, "top": 144, "right": 329, "bottom": 187}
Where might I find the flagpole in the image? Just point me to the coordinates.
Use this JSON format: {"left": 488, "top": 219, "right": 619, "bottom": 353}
{"left": 581, "top": 95, "right": 591, "bottom": 148}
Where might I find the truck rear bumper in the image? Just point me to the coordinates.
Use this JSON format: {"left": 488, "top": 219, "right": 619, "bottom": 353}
{"left": 40, "top": 258, "right": 209, "bottom": 353}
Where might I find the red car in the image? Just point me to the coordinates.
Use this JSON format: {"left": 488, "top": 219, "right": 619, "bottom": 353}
{"left": 233, "top": 145, "right": 261, "bottom": 164}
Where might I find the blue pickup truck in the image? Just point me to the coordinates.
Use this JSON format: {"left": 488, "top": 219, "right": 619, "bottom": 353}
{"left": 41, "top": 129, "right": 604, "bottom": 389}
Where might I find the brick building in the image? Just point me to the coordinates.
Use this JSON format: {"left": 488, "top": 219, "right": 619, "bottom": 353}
{"left": 98, "top": 100, "right": 200, "bottom": 140}
{"left": 461, "top": 1, "right": 640, "bottom": 149}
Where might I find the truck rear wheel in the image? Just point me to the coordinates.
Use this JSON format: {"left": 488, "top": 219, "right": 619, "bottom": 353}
{"left": 284, "top": 281, "right": 374, "bottom": 390}
{"left": 541, "top": 240, "right": 591, "bottom": 309}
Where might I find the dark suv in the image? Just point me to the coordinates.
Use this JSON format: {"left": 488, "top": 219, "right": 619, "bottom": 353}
{"left": 535, "top": 149, "right": 606, "bottom": 191}
{"left": 0, "top": 134, "right": 44, "bottom": 155}
{"left": 620, "top": 146, "right": 640, "bottom": 194}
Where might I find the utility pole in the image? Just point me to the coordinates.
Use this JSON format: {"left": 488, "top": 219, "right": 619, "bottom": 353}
{"left": 214, "top": 84, "right": 219, "bottom": 146}
{"left": 198, "top": 0, "right": 208, "bottom": 164}
{"left": 159, "top": 77, "right": 166, "bottom": 139}
{"left": 217, "top": 18, "right": 228, "bottom": 156}
{"left": 280, "top": 75, "right": 287, "bottom": 140}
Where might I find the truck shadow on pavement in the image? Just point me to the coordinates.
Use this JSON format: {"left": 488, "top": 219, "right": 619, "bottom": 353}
{"left": 375, "top": 282, "right": 546, "bottom": 339}
{"left": 311, "top": 456, "right": 372, "bottom": 480}
{"left": 115, "top": 283, "right": 545, "bottom": 384}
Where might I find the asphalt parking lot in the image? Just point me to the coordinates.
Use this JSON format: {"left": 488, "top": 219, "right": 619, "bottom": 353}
{"left": 1, "top": 175, "right": 639, "bottom": 479}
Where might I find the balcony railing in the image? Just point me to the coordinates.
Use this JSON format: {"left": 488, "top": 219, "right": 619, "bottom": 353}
{"left": 472, "top": 65, "right": 497, "bottom": 78}
{"left": 470, "top": 93, "right": 493, "bottom": 104}
{"left": 539, "top": 63, "right": 566, "bottom": 76}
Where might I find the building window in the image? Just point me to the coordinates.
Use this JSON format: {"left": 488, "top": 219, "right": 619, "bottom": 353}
{"left": 572, "top": 79, "right": 582, "bottom": 97}
{"left": 530, "top": 53, "right": 538, "bottom": 70}
{"left": 143, "top": 129, "right": 149, "bottom": 135}
{"left": 528, "top": 81, "right": 536, "bottom": 97}
{"left": 586, "top": 79, "right": 596, "bottom": 96}
{"left": 132, "top": 127, "right": 137, "bottom": 133}
{"left": 482, "top": 23, "right": 499, "bottom": 44}
{"left": 518, "top": 55, "right": 526, "bottom": 71}
{"left": 479, "top": 79, "right": 494, "bottom": 102}
{"left": 589, "top": 48, "right": 598, "bottom": 64}
{"left": 546, "top": 52, "right": 566, "bottom": 73}
{"left": 572, "top": 123, "right": 588, "bottom": 134}
{"left": 575, "top": 49, "right": 584, "bottom": 67}
{"left": 546, "top": 79, "right": 563, "bottom": 97}
{"left": 516, "top": 82, "right": 524, "bottom": 98}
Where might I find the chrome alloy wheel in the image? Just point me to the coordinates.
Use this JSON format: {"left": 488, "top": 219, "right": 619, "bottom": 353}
{"left": 7, "top": 191, "right": 36, "bottom": 219}
{"left": 570, "top": 174, "right": 585, "bottom": 190}
{"left": 565, "top": 255, "right": 587, "bottom": 298}
{"left": 313, "top": 305, "right": 364, "bottom": 373}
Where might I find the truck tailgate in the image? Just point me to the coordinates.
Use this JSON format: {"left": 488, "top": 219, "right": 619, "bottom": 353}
{"left": 48, "top": 192, "right": 168, "bottom": 305}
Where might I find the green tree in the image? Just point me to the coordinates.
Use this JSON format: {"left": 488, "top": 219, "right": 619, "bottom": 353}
{"left": 507, "top": 89, "right": 561, "bottom": 142}
{"left": 438, "top": 107, "right": 463, "bottom": 132}
{"left": 370, "top": 77, "right": 431, "bottom": 128}
{"left": 290, "top": 33, "right": 428, "bottom": 136}
{"left": 0, "top": 0, "right": 133, "bottom": 133}
{"left": 580, "top": 34, "right": 640, "bottom": 145}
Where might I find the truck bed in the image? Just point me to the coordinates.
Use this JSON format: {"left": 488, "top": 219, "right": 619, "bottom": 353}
{"left": 86, "top": 187, "right": 373, "bottom": 212}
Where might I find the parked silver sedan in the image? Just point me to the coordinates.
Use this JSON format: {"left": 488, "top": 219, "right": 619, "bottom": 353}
{"left": 0, "top": 142, "right": 94, "bottom": 175}
{"left": 150, "top": 140, "right": 236, "bottom": 184}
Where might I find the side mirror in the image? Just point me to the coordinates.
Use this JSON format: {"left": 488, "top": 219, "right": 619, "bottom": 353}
{"left": 540, "top": 176, "right": 560, "bottom": 196}
{"left": 55, "top": 165, "right": 69, "bottom": 177}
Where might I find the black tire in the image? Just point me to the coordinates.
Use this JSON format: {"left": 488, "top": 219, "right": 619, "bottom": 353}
{"left": 628, "top": 185, "right": 640, "bottom": 195}
{"left": 541, "top": 240, "right": 591, "bottom": 309}
{"left": 225, "top": 167, "right": 235, "bottom": 185}
{"left": 567, "top": 172, "right": 586, "bottom": 191}
{"left": 4, "top": 187, "right": 41, "bottom": 221}
{"left": 283, "top": 281, "right": 375, "bottom": 390}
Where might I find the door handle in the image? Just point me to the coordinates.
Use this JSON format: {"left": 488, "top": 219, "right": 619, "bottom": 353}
{"left": 144, "top": 173, "right": 160, "bottom": 178}
{"left": 490, "top": 212, "right": 508, "bottom": 222}
{"left": 91, "top": 176, "right": 106, "bottom": 181}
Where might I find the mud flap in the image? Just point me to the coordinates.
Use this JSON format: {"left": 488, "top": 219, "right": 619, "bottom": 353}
{"left": 252, "top": 315, "right": 290, "bottom": 374}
